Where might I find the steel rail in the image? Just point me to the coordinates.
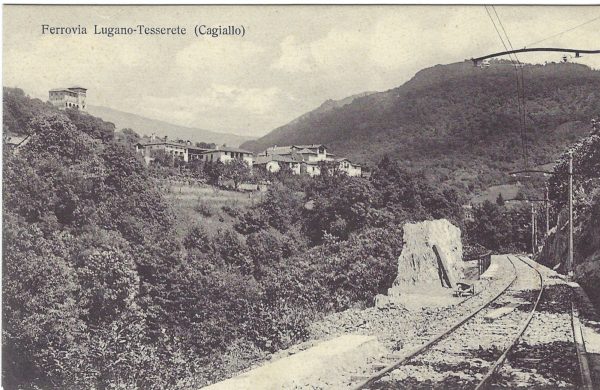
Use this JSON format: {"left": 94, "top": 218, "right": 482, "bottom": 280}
{"left": 473, "top": 255, "right": 545, "bottom": 389}
{"left": 353, "top": 255, "right": 519, "bottom": 390}
{"left": 571, "top": 301, "right": 594, "bottom": 390}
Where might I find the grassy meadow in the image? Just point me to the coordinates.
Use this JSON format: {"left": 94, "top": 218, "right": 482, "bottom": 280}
{"left": 162, "top": 181, "right": 265, "bottom": 237}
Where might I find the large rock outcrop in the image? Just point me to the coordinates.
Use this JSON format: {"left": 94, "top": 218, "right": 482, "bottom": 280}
{"left": 376, "top": 219, "right": 465, "bottom": 309}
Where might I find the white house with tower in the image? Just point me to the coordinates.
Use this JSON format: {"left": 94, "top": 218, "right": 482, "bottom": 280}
{"left": 49, "top": 86, "right": 87, "bottom": 111}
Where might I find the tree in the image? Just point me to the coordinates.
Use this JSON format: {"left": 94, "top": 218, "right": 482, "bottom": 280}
{"left": 204, "top": 161, "right": 225, "bottom": 186}
{"left": 196, "top": 141, "right": 216, "bottom": 149}
{"left": 2, "top": 218, "right": 85, "bottom": 389}
{"left": 271, "top": 162, "right": 289, "bottom": 180}
{"left": 24, "top": 112, "right": 100, "bottom": 164}
{"left": 222, "top": 159, "right": 251, "bottom": 190}
{"left": 496, "top": 192, "right": 505, "bottom": 206}
{"left": 3, "top": 94, "right": 194, "bottom": 388}
{"left": 183, "top": 225, "right": 214, "bottom": 253}
{"left": 305, "top": 177, "right": 375, "bottom": 243}
{"left": 213, "top": 228, "right": 253, "bottom": 275}
{"left": 3, "top": 87, "right": 53, "bottom": 135}
{"left": 188, "top": 159, "right": 207, "bottom": 181}
{"left": 549, "top": 133, "right": 600, "bottom": 208}
{"left": 64, "top": 108, "right": 115, "bottom": 142}
{"left": 466, "top": 201, "right": 530, "bottom": 252}
{"left": 150, "top": 149, "right": 175, "bottom": 168}
{"left": 116, "top": 128, "right": 140, "bottom": 145}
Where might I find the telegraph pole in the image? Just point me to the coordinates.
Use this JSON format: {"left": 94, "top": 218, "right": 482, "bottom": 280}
{"left": 568, "top": 150, "right": 574, "bottom": 278}
{"left": 531, "top": 204, "right": 536, "bottom": 255}
{"left": 545, "top": 185, "right": 550, "bottom": 236}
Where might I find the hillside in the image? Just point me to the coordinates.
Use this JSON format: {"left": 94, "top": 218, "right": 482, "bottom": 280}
{"left": 285, "top": 91, "right": 375, "bottom": 127}
{"left": 242, "top": 61, "right": 600, "bottom": 194}
{"left": 87, "top": 105, "right": 254, "bottom": 147}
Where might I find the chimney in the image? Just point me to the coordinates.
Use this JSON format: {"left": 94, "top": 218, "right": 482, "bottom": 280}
{"left": 151, "top": 133, "right": 156, "bottom": 141}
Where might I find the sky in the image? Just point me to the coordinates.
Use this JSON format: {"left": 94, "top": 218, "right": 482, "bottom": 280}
{"left": 3, "top": 5, "right": 600, "bottom": 137}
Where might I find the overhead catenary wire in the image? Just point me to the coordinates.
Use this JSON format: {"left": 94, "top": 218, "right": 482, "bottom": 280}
{"left": 492, "top": 6, "right": 521, "bottom": 64}
{"left": 484, "top": 6, "right": 513, "bottom": 60}
{"left": 526, "top": 15, "right": 600, "bottom": 48}
{"left": 484, "top": 6, "right": 529, "bottom": 168}
{"left": 492, "top": 6, "right": 530, "bottom": 168}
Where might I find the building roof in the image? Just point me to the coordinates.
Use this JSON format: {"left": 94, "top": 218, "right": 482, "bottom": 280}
{"left": 335, "top": 158, "right": 362, "bottom": 167}
{"left": 136, "top": 139, "right": 252, "bottom": 155}
{"left": 255, "top": 155, "right": 297, "bottom": 164}
{"left": 265, "top": 144, "right": 326, "bottom": 155}
{"left": 294, "top": 148, "right": 318, "bottom": 155}
{"left": 263, "top": 146, "right": 319, "bottom": 158}
{"left": 208, "top": 146, "right": 253, "bottom": 154}
{"left": 265, "top": 146, "right": 294, "bottom": 154}
{"left": 187, "top": 146, "right": 211, "bottom": 153}
{"left": 137, "top": 140, "right": 184, "bottom": 147}
{"left": 293, "top": 144, "right": 327, "bottom": 150}
{"left": 49, "top": 86, "right": 87, "bottom": 93}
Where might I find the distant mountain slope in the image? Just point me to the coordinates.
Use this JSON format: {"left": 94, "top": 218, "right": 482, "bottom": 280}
{"left": 87, "top": 105, "right": 254, "bottom": 147}
{"left": 242, "top": 61, "right": 600, "bottom": 193}
{"left": 286, "top": 92, "right": 375, "bottom": 127}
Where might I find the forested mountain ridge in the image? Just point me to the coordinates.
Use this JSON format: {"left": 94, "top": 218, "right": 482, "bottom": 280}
{"left": 242, "top": 61, "right": 600, "bottom": 193}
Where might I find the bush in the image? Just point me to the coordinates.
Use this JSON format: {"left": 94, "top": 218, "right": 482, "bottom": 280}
{"left": 194, "top": 199, "right": 215, "bottom": 217}
{"left": 214, "top": 228, "right": 253, "bottom": 275}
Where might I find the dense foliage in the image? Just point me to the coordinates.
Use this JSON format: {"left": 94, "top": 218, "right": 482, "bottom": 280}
{"left": 548, "top": 132, "right": 600, "bottom": 209}
{"left": 465, "top": 201, "right": 532, "bottom": 253}
{"left": 3, "top": 87, "right": 54, "bottom": 134}
{"left": 3, "top": 89, "right": 466, "bottom": 388}
{"left": 541, "top": 128, "right": 600, "bottom": 303}
{"left": 3, "top": 110, "right": 180, "bottom": 388}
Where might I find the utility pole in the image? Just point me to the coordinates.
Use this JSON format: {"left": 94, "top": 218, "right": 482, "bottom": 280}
{"left": 531, "top": 204, "right": 536, "bottom": 256}
{"left": 568, "top": 150, "right": 574, "bottom": 278}
{"left": 534, "top": 206, "right": 538, "bottom": 252}
{"left": 545, "top": 185, "right": 550, "bottom": 236}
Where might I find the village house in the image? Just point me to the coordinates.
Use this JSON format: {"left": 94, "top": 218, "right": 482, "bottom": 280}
{"left": 256, "top": 144, "right": 362, "bottom": 177}
{"left": 135, "top": 136, "right": 208, "bottom": 164}
{"left": 254, "top": 155, "right": 302, "bottom": 175}
{"left": 335, "top": 158, "right": 362, "bottom": 177}
{"left": 135, "top": 135, "right": 253, "bottom": 166}
{"left": 259, "top": 144, "right": 328, "bottom": 162}
{"left": 197, "top": 146, "right": 254, "bottom": 166}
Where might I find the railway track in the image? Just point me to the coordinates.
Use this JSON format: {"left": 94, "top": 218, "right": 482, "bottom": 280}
{"left": 351, "top": 255, "right": 546, "bottom": 390}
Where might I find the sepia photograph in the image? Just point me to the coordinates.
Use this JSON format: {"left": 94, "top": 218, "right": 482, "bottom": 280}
{"left": 2, "top": 3, "right": 600, "bottom": 389}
